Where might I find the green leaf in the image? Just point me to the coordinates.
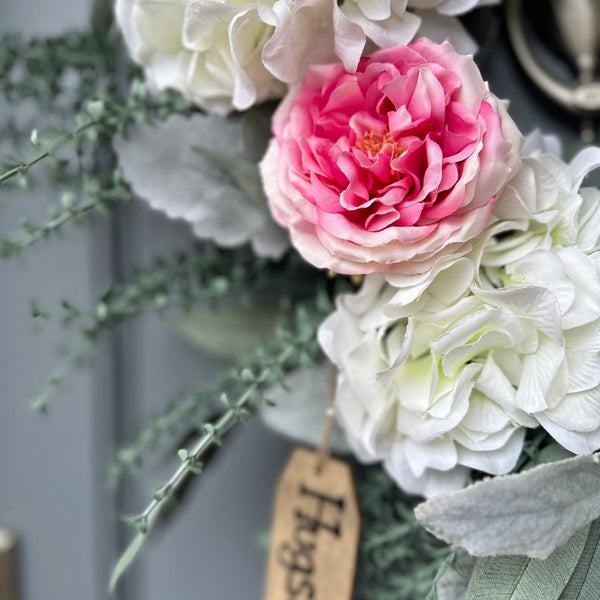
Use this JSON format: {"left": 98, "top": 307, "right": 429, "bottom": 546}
{"left": 109, "top": 532, "right": 146, "bottom": 593}
{"left": 260, "top": 365, "right": 350, "bottom": 453}
{"left": 415, "top": 453, "right": 600, "bottom": 559}
{"left": 86, "top": 99, "right": 105, "bottom": 121}
{"left": 524, "top": 442, "right": 573, "bottom": 470}
{"left": 436, "top": 549, "right": 476, "bottom": 600}
{"left": 558, "top": 519, "right": 600, "bottom": 599}
{"left": 168, "top": 304, "right": 280, "bottom": 359}
{"left": 464, "top": 525, "right": 590, "bottom": 600}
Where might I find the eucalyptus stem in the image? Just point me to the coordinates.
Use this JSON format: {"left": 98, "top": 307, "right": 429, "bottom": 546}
{"left": 109, "top": 293, "right": 330, "bottom": 590}
{"left": 1, "top": 81, "right": 190, "bottom": 193}
{"left": 1, "top": 109, "right": 97, "bottom": 187}
{"left": 0, "top": 31, "right": 122, "bottom": 106}
{"left": 138, "top": 377, "right": 264, "bottom": 530}
{"left": 0, "top": 142, "right": 65, "bottom": 184}
{"left": 0, "top": 174, "right": 131, "bottom": 258}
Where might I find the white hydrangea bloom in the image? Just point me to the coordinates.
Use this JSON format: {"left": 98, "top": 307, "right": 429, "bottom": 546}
{"left": 319, "top": 264, "right": 532, "bottom": 498}
{"left": 320, "top": 228, "right": 600, "bottom": 496}
{"left": 115, "top": 0, "right": 285, "bottom": 115}
{"left": 116, "top": 0, "right": 492, "bottom": 106}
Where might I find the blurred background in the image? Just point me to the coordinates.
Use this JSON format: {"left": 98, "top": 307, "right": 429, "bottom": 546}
{"left": 0, "top": 1, "right": 589, "bottom": 599}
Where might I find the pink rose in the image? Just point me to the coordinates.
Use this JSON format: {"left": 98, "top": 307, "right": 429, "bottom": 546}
{"left": 260, "top": 39, "right": 521, "bottom": 277}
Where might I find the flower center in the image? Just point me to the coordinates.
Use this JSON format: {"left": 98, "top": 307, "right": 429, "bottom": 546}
{"left": 356, "top": 130, "right": 404, "bottom": 158}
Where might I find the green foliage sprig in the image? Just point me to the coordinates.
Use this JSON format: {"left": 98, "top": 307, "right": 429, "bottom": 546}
{"left": 106, "top": 388, "right": 215, "bottom": 487}
{"left": 0, "top": 170, "right": 132, "bottom": 257}
{"left": 0, "top": 81, "right": 192, "bottom": 261}
{"left": 0, "top": 31, "right": 122, "bottom": 105}
{"left": 0, "top": 82, "right": 190, "bottom": 191}
{"left": 109, "top": 291, "right": 332, "bottom": 590}
{"left": 355, "top": 467, "right": 452, "bottom": 600}
{"left": 29, "top": 346, "right": 85, "bottom": 413}
{"left": 30, "top": 247, "right": 307, "bottom": 414}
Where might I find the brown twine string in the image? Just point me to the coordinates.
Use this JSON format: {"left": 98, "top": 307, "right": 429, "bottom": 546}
{"left": 316, "top": 365, "right": 338, "bottom": 474}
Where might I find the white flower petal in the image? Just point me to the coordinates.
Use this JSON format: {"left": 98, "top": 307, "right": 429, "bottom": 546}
{"left": 385, "top": 444, "right": 470, "bottom": 497}
{"left": 404, "top": 436, "right": 458, "bottom": 477}
{"left": 474, "top": 286, "right": 563, "bottom": 343}
{"left": 520, "top": 130, "right": 562, "bottom": 158}
{"left": 515, "top": 335, "right": 565, "bottom": 413}
{"left": 568, "top": 146, "right": 600, "bottom": 191}
{"left": 456, "top": 427, "right": 524, "bottom": 475}
{"left": 577, "top": 188, "right": 600, "bottom": 251}
{"left": 343, "top": 0, "right": 421, "bottom": 49}
{"left": 535, "top": 412, "right": 600, "bottom": 455}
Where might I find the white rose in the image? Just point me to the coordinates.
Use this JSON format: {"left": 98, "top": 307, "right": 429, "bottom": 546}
{"left": 261, "top": 0, "right": 480, "bottom": 84}
{"left": 319, "top": 267, "right": 531, "bottom": 498}
{"left": 115, "top": 0, "right": 285, "bottom": 114}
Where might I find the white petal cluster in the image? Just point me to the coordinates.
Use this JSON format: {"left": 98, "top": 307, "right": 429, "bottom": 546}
{"left": 261, "top": 0, "right": 483, "bottom": 83}
{"left": 480, "top": 248, "right": 600, "bottom": 455}
{"left": 116, "top": 0, "right": 492, "bottom": 112}
{"left": 483, "top": 133, "right": 600, "bottom": 269}
{"left": 115, "top": 0, "right": 285, "bottom": 115}
{"left": 319, "top": 133, "right": 600, "bottom": 497}
{"left": 479, "top": 132, "right": 600, "bottom": 454}
{"left": 319, "top": 264, "right": 531, "bottom": 498}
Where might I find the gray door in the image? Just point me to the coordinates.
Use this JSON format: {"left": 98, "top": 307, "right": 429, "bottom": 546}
{"left": 0, "top": 3, "right": 586, "bottom": 600}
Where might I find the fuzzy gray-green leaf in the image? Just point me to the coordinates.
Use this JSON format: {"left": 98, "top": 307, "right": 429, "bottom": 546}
{"left": 415, "top": 454, "right": 600, "bottom": 559}
{"left": 194, "top": 145, "right": 266, "bottom": 212}
{"left": 260, "top": 365, "right": 350, "bottom": 453}
{"left": 169, "top": 303, "right": 280, "bottom": 359}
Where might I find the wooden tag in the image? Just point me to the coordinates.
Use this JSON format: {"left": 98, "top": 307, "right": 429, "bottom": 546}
{"left": 263, "top": 447, "right": 360, "bottom": 600}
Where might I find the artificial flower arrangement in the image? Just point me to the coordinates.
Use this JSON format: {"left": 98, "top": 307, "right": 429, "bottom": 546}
{"left": 3, "top": 0, "right": 600, "bottom": 598}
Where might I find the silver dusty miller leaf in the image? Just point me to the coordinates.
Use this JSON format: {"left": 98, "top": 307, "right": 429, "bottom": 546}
{"left": 415, "top": 453, "right": 600, "bottom": 559}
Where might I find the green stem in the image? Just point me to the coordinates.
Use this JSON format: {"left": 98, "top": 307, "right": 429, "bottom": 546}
{"left": 0, "top": 120, "right": 95, "bottom": 186}
{"left": 108, "top": 294, "right": 327, "bottom": 590}
{"left": 0, "top": 184, "right": 123, "bottom": 258}
{"left": 139, "top": 382, "right": 259, "bottom": 529}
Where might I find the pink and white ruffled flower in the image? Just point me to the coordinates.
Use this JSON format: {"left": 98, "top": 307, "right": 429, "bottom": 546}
{"left": 261, "top": 39, "right": 521, "bottom": 280}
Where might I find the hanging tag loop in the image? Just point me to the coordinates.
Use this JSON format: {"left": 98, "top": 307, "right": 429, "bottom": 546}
{"left": 263, "top": 368, "right": 360, "bottom": 600}
{"left": 315, "top": 367, "right": 338, "bottom": 474}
